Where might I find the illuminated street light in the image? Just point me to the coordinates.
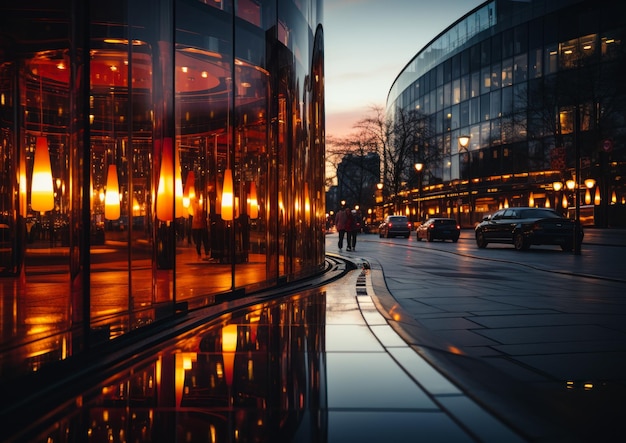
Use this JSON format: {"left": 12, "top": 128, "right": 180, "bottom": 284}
{"left": 458, "top": 135, "right": 472, "bottom": 225}
{"left": 414, "top": 163, "right": 423, "bottom": 223}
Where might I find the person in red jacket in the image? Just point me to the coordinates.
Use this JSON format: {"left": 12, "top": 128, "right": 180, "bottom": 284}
{"left": 334, "top": 206, "right": 352, "bottom": 251}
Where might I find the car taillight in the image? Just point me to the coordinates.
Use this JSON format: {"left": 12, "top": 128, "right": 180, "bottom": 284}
{"left": 429, "top": 224, "right": 435, "bottom": 229}
{"left": 456, "top": 224, "right": 460, "bottom": 230}
{"left": 408, "top": 222, "right": 412, "bottom": 228}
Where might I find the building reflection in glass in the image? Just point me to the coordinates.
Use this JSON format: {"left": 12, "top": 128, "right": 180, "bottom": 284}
{"left": 0, "top": 0, "right": 325, "bottom": 380}
{"left": 11, "top": 291, "right": 326, "bottom": 443}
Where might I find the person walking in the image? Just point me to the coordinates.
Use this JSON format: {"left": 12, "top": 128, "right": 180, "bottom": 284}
{"left": 191, "top": 199, "right": 210, "bottom": 260}
{"left": 344, "top": 208, "right": 355, "bottom": 251}
{"left": 334, "top": 206, "right": 350, "bottom": 251}
{"left": 348, "top": 209, "right": 362, "bottom": 251}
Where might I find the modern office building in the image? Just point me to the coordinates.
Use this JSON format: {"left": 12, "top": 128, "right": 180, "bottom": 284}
{"left": 0, "top": 0, "right": 324, "bottom": 378}
{"left": 387, "top": 0, "right": 625, "bottom": 228}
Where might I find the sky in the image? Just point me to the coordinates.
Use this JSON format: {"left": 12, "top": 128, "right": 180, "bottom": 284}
{"left": 324, "top": 0, "right": 485, "bottom": 138}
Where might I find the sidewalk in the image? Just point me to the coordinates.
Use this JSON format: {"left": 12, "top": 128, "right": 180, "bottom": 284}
{"left": 323, "top": 258, "right": 529, "bottom": 442}
{"left": 327, "top": 228, "right": 626, "bottom": 442}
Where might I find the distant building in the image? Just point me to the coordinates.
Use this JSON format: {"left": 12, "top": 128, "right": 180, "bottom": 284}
{"left": 336, "top": 152, "right": 380, "bottom": 213}
{"left": 387, "top": 0, "right": 626, "bottom": 227}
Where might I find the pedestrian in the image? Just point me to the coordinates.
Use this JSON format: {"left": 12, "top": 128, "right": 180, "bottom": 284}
{"left": 344, "top": 208, "right": 355, "bottom": 251}
{"left": 348, "top": 209, "right": 362, "bottom": 251}
{"left": 334, "top": 206, "right": 350, "bottom": 251}
{"left": 191, "top": 199, "right": 210, "bottom": 260}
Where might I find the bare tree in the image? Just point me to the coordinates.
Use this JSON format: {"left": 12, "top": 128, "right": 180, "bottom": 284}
{"left": 355, "top": 105, "right": 432, "bottom": 212}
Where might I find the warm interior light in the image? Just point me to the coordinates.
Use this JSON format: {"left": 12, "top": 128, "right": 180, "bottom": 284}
{"left": 31, "top": 136, "right": 54, "bottom": 212}
{"left": 174, "top": 145, "right": 185, "bottom": 218}
{"left": 584, "top": 178, "right": 596, "bottom": 188}
{"left": 104, "top": 164, "right": 121, "bottom": 220}
{"left": 183, "top": 171, "right": 196, "bottom": 216}
{"left": 595, "top": 187, "right": 601, "bottom": 205}
{"left": 585, "top": 188, "right": 591, "bottom": 205}
{"left": 562, "top": 194, "right": 568, "bottom": 208}
{"left": 529, "top": 192, "right": 534, "bottom": 207}
{"left": 221, "top": 168, "right": 234, "bottom": 221}
{"left": 248, "top": 181, "right": 258, "bottom": 219}
{"left": 156, "top": 138, "right": 174, "bottom": 221}
{"left": 304, "top": 182, "right": 310, "bottom": 220}
{"left": 566, "top": 179, "right": 576, "bottom": 191}
{"left": 553, "top": 181, "right": 563, "bottom": 192}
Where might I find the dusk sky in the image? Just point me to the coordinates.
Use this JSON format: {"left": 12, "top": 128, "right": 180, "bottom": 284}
{"left": 324, "top": 0, "right": 485, "bottom": 138}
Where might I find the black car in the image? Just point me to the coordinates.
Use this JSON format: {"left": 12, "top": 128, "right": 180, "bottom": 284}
{"left": 378, "top": 215, "right": 411, "bottom": 238}
{"left": 416, "top": 218, "right": 460, "bottom": 242}
{"left": 474, "top": 207, "right": 583, "bottom": 251}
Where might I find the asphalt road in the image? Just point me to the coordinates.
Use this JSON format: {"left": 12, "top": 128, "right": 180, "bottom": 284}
{"left": 328, "top": 228, "right": 626, "bottom": 442}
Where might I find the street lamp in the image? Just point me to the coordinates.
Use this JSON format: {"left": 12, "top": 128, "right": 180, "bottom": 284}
{"left": 555, "top": 178, "right": 582, "bottom": 255}
{"left": 375, "top": 183, "right": 383, "bottom": 221}
{"left": 414, "top": 162, "right": 423, "bottom": 223}
{"left": 458, "top": 135, "right": 472, "bottom": 226}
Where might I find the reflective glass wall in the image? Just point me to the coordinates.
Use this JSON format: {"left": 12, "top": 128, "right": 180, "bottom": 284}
{"left": 0, "top": 0, "right": 324, "bottom": 377}
{"left": 387, "top": 0, "right": 626, "bottom": 228}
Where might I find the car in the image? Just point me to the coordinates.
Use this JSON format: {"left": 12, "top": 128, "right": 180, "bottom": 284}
{"left": 474, "top": 207, "right": 583, "bottom": 251}
{"left": 416, "top": 218, "right": 460, "bottom": 242}
{"left": 378, "top": 215, "right": 411, "bottom": 238}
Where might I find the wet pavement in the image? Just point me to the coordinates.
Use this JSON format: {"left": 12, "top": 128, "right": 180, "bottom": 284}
{"left": 3, "top": 228, "right": 625, "bottom": 442}
{"left": 330, "top": 227, "right": 626, "bottom": 443}
{"left": 3, "top": 260, "right": 528, "bottom": 442}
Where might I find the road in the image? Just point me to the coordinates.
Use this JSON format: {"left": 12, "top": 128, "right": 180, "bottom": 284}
{"left": 330, "top": 229, "right": 626, "bottom": 442}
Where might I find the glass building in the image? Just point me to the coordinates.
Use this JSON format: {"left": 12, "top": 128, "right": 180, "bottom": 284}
{"left": 0, "top": 0, "right": 325, "bottom": 376}
{"left": 387, "top": 0, "right": 626, "bottom": 228}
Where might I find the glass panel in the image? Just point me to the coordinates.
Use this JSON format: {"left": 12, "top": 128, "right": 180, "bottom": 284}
{"left": 174, "top": 2, "right": 234, "bottom": 304}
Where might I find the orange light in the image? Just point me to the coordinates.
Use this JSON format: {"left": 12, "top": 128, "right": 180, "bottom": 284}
{"left": 248, "top": 181, "right": 258, "bottom": 219}
{"left": 156, "top": 138, "right": 174, "bottom": 221}
{"left": 104, "top": 165, "right": 120, "bottom": 220}
{"left": 221, "top": 169, "right": 234, "bottom": 221}
{"left": 222, "top": 324, "right": 238, "bottom": 386}
{"left": 31, "top": 136, "right": 54, "bottom": 212}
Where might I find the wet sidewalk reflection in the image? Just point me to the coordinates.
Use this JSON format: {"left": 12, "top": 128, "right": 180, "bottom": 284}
{"left": 6, "top": 265, "right": 524, "bottom": 442}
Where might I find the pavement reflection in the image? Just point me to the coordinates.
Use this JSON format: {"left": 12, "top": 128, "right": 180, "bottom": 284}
{"left": 5, "top": 261, "right": 526, "bottom": 443}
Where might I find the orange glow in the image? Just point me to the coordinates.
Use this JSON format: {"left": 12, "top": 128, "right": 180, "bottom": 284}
{"left": 248, "top": 181, "right": 258, "bottom": 219}
{"left": 104, "top": 165, "right": 120, "bottom": 220}
{"left": 221, "top": 169, "right": 234, "bottom": 221}
{"left": 222, "top": 324, "right": 238, "bottom": 386}
{"left": 174, "top": 145, "right": 185, "bottom": 218}
{"left": 31, "top": 136, "right": 54, "bottom": 212}
{"left": 447, "top": 345, "right": 464, "bottom": 355}
{"left": 156, "top": 138, "right": 174, "bottom": 221}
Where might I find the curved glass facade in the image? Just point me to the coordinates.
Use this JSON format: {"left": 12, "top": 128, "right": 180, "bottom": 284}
{"left": 387, "top": 0, "right": 626, "bottom": 228}
{"left": 0, "top": 0, "right": 324, "bottom": 374}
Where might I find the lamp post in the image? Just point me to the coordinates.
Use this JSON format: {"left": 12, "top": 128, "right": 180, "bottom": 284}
{"left": 414, "top": 162, "right": 423, "bottom": 223}
{"left": 375, "top": 183, "right": 383, "bottom": 221}
{"left": 553, "top": 181, "right": 563, "bottom": 211}
{"left": 555, "top": 179, "right": 582, "bottom": 255}
{"left": 458, "top": 135, "right": 471, "bottom": 226}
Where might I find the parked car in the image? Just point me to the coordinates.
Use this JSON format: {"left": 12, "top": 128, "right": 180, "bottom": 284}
{"left": 474, "top": 207, "right": 583, "bottom": 251}
{"left": 416, "top": 218, "right": 460, "bottom": 242}
{"left": 378, "top": 215, "right": 411, "bottom": 238}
